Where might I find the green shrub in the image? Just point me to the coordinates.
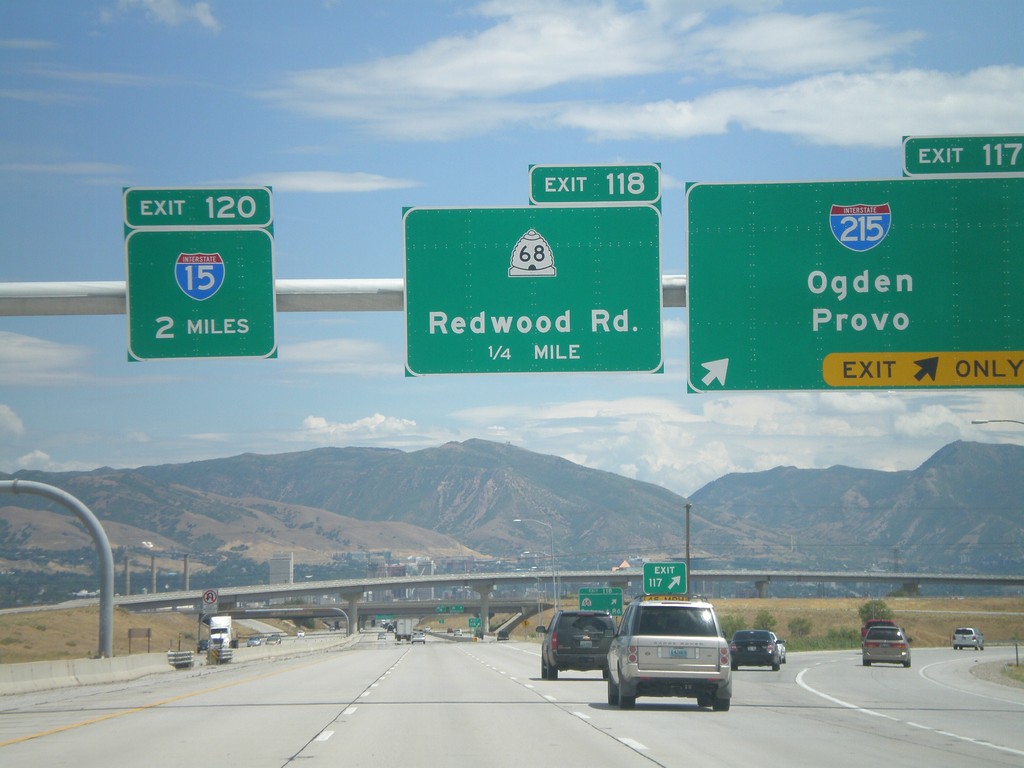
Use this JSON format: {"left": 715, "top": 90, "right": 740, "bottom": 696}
{"left": 788, "top": 617, "right": 812, "bottom": 638}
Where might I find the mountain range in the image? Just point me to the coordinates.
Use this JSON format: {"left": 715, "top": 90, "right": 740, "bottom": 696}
{"left": 1, "top": 439, "right": 1022, "bottom": 593}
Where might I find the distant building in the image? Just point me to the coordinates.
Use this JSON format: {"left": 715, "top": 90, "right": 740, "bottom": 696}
{"left": 269, "top": 552, "right": 294, "bottom": 584}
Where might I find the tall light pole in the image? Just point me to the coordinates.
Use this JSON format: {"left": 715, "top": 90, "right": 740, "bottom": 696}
{"left": 972, "top": 419, "right": 1024, "bottom": 426}
{"left": 513, "top": 518, "right": 558, "bottom": 605}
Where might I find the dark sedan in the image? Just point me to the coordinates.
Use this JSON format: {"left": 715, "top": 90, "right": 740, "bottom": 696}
{"left": 729, "top": 629, "right": 783, "bottom": 671}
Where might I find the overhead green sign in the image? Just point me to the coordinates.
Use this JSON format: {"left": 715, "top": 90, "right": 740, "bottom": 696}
{"left": 124, "top": 187, "right": 273, "bottom": 228}
{"left": 404, "top": 206, "right": 662, "bottom": 375}
{"left": 529, "top": 164, "right": 661, "bottom": 206}
{"left": 579, "top": 587, "right": 623, "bottom": 615}
{"left": 642, "top": 562, "right": 687, "bottom": 595}
{"left": 903, "top": 135, "right": 1024, "bottom": 177}
{"left": 124, "top": 187, "right": 276, "bottom": 361}
{"left": 686, "top": 178, "right": 1024, "bottom": 391}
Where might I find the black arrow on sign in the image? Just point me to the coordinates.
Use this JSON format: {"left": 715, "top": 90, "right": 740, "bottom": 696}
{"left": 914, "top": 356, "right": 939, "bottom": 381}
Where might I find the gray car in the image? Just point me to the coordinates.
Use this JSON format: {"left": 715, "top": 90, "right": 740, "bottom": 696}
{"left": 537, "top": 610, "right": 616, "bottom": 680}
{"left": 862, "top": 626, "right": 911, "bottom": 667}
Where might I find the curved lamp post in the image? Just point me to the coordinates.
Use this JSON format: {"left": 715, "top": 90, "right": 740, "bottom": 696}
{"left": 971, "top": 419, "right": 1024, "bottom": 426}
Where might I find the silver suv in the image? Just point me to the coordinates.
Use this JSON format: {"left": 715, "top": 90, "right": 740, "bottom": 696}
{"left": 607, "top": 597, "right": 732, "bottom": 711}
{"left": 952, "top": 627, "right": 984, "bottom": 650}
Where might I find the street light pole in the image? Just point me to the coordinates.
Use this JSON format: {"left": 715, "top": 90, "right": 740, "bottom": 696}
{"left": 685, "top": 502, "right": 691, "bottom": 596}
{"left": 513, "top": 518, "right": 558, "bottom": 606}
{"left": 972, "top": 419, "right": 1024, "bottom": 426}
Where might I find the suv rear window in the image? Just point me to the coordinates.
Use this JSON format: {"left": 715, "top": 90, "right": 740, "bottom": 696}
{"left": 631, "top": 605, "right": 719, "bottom": 637}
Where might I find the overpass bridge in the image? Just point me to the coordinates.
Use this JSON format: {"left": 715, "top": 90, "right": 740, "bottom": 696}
{"left": 112, "top": 568, "right": 1024, "bottom": 635}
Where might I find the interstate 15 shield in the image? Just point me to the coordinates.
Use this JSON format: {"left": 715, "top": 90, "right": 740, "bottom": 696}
{"left": 175, "top": 252, "right": 225, "bottom": 300}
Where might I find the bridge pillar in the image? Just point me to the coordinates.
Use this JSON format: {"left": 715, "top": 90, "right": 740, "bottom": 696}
{"left": 901, "top": 581, "right": 921, "bottom": 596}
{"left": 755, "top": 580, "right": 770, "bottom": 598}
{"left": 342, "top": 590, "right": 363, "bottom": 635}
{"left": 468, "top": 581, "right": 495, "bottom": 636}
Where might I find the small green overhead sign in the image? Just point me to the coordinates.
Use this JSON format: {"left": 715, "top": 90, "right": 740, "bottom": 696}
{"left": 404, "top": 205, "right": 662, "bottom": 375}
{"left": 903, "top": 135, "right": 1024, "bottom": 177}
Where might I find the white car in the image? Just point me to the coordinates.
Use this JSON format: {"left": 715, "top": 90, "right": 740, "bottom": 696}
{"left": 412, "top": 630, "right": 426, "bottom": 644}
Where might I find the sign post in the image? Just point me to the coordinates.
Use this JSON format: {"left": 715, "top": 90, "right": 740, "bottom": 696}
{"left": 404, "top": 205, "right": 662, "bottom": 375}
{"left": 686, "top": 178, "right": 1024, "bottom": 391}
{"left": 124, "top": 187, "right": 277, "bottom": 360}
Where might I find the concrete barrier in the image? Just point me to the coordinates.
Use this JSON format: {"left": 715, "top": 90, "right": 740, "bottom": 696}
{"left": 0, "top": 632, "right": 363, "bottom": 696}
{"left": 0, "top": 653, "right": 173, "bottom": 696}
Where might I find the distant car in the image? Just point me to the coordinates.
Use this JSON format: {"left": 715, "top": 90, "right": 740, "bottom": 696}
{"left": 729, "top": 629, "right": 783, "bottom": 671}
{"left": 496, "top": 629, "right": 510, "bottom": 641}
{"left": 862, "top": 626, "right": 911, "bottom": 667}
{"left": 952, "top": 627, "right": 984, "bottom": 650}
{"left": 296, "top": 631, "right": 305, "bottom": 638}
{"left": 246, "top": 636, "right": 262, "bottom": 647}
{"left": 775, "top": 634, "right": 787, "bottom": 664}
{"left": 607, "top": 597, "right": 732, "bottom": 711}
{"left": 377, "top": 631, "right": 387, "bottom": 640}
{"left": 453, "top": 628, "right": 463, "bottom": 637}
{"left": 266, "top": 634, "right": 283, "bottom": 645}
{"left": 197, "top": 639, "right": 209, "bottom": 652}
{"left": 411, "top": 630, "right": 426, "bottom": 644}
{"left": 537, "top": 610, "right": 616, "bottom": 680}
{"left": 861, "top": 618, "right": 899, "bottom": 638}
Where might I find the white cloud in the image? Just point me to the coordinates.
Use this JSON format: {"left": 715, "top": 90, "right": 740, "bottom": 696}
{"left": 302, "top": 413, "right": 419, "bottom": 441}
{"left": 284, "top": 338, "right": 400, "bottom": 376}
{"left": 556, "top": 67, "right": 1024, "bottom": 145}
{"left": 0, "top": 332, "right": 93, "bottom": 386}
{"left": 240, "top": 171, "right": 419, "bottom": 194}
{"left": 0, "top": 405, "right": 25, "bottom": 438}
{"left": 118, "top": 0, "right": 220, "bottom": 32}
{"left": 258, "top": 2, "right": 1006, "bottom": 147}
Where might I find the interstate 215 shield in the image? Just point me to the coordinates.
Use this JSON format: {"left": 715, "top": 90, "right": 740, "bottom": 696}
{"left": 175, "top": 252, "right": 225, "bottom": 300}
{"left": 829, "top": 203, "right": 891, "bottom": 252}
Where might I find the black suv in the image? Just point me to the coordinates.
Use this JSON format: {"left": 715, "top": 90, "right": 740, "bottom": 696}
{"left": 537, "top": 610, "right": 616, "bottom": 680}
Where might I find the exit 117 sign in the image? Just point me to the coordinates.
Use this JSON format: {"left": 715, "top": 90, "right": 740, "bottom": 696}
{"left": 687, "top": 177, "right": 1024, "bottom": 392}
{"left": 643, "top": 562, "right": 687, "bottom": 595}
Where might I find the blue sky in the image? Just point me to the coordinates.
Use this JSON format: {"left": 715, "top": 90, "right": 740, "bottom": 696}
{"left": 1, "top": 0, "right": 1023, "bottom": 497}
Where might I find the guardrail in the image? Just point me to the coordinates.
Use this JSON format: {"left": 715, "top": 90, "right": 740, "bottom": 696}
{"left": 166, "top": 650, "right": 194, "bottom": 669}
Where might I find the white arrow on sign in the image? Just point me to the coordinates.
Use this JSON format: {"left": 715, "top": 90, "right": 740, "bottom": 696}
{"left": 668, "top": 575, "right": 682, "bottom": 590}
{"left": 701, "top": 358, "right": 729, "bottom": 386}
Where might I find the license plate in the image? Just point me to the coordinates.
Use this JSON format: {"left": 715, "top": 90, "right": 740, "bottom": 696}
{"left": 579, "top": 640, "right": 592, "bottom": 649}
{"left": 668, "top": 647, "right": 694, "bottom": 659}
{"left": 879, "top": 643, "right": 890, "bottom": 648}
{"left": 747, "top": 645, "right": 757, "bottom": 651}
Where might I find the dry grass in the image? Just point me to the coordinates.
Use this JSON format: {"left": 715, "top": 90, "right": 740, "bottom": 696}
{"left": 2, "top": 596, "right": 1023, "bottom": 665}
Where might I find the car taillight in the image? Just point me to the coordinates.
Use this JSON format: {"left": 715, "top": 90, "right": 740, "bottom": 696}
{"left": 767, "top": 643, "right": 775, "bottom": 652}
{"left": 627, "top": 644, "right": 638, "bottom": 663}
{"left": 550, "top": 631, "right": 558, "bottom": 652}
{"left": 729, "top": 643, "right": 737, "bottom": 652}
{"left": 864, "top": 641, "right": 879, "bottom": 648}
{"left": 721, "top": 649, "right": 730, "bottom": 665}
